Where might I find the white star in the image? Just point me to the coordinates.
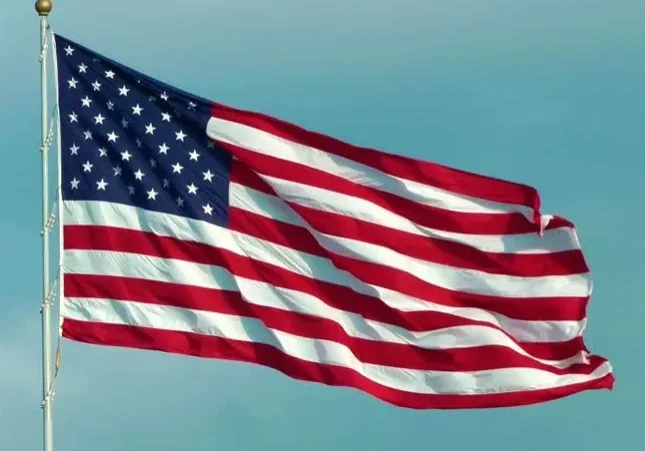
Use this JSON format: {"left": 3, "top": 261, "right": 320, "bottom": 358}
{"left": 207, "top": 141, "right": 215, "bottom": 149}
{"left": 107, "top": 101, "right": 115, "bottom": 111}
{"left": 134, "top": 169, "right": 145, "bottom": 180}
{"left": 70, "top": 178, "right": 80, "bottom": 189}
{"left": 158, "top": 143, "right": 169, "bottom": 154}
{"left": 161, "top": 112, "right": 172, "bottom": 122}
{"left": 149, "top": 96, "right": 157, "bottom": 103}
{"left": 67, "top": 77, "right": 78, "bottom": 89}
{"left": 145, "top": 123, "right": 156, "bottom": 135}
{"left": 127, "top": 185, "right": 135, "bottom": 195}
{"left": 149, "top": 159, "right": 157, "bottom": 168}
{"left": 96, "top": 179, "right": 108, "bottom": 191}
{"left": 69, "top": 143, "right": 79, "bottom": 155}
{"left": 147, "top": 188, "right": 159, "bottom": 200}
{"left": 202, "top": 170, "right": 214, "bottom": 182}
{"left": 121, "top": 118, "right": 129, "bottom": 128}
{"left": 162, "top": 178, "right": 170, "bottom": 188}
{"left": 78, "top": 63, "right": 88, "bottom": 73}
{"left": 113, "top": 165, "right": 122, "bottom": 176}
{"left": 188, "top": 101, "right": 196, "bottom": 111}
{"left": 176, "top": 197, "right": 184, "bottom": 207}
{"left": 119, "top": 85, "right": 130, "bottom": 97}
{"left": 187, "top": 183, "right": 198, "bottom": 195}
{"left": 172, "top": 162, "right": 184, "bottom": 174}
{"left": 175, "top": 130, "right": 187, "bottom": 142}
{"left": 107, "top": 131, "right": 119, "bottom": 142}
{"left": 92, "top": 80, "right": 102, "bottom": 91}
{"left": 136, "top": 139, "right": 143, "bottom": 148}
{"left": 202, "top": 203, "right": 213, "bottom": 216}
{"left": 132, "top": 104, "right": 143, "bottom": 115}
{"left": 121, "top": 150, "right": 132, "bottom": 161}
{"left": 81, "top": 96, "right": 92, "bottom": 107}
{"left": 160, "top": 91, "right": 169, "bottom": 101}
{"left": 82, "top": 160, "right": 93, "bottom": 172}
{"left": 68, "top": 112, "right": 78, "bottom": 123}
{"left": 105, "top": 70, "right": 115, "bottom": 79}
{"left": 94, "top": 113, "right": 105, "bottom": 125}
{"left": 98, "top": 147, "right": 108, "bottom": 157}
{"left": 188, "top": 149, "right": 200, "bottom": 161}
{"left": 84, "top": 130, "right": 93, "bottom": 140}
{"left": 64, "top": 46, "right": 74, "bottom": 56}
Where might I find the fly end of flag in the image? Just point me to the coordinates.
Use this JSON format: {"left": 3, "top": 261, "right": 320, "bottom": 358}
{"left": 538, "top": 214, "right": 553, "bottom": 236}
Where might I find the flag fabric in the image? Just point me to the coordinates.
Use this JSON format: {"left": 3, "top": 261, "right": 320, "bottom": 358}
{"left": 53, "top": 34, "right": 613, "bottom": 409}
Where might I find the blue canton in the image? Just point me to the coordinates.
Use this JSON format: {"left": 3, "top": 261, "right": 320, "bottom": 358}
{"left": 55, "top": 35, "right": 231, "bottom": 226}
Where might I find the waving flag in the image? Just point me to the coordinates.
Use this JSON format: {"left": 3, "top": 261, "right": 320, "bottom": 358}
{"left": 53, "top": 34, "right": 613, "bottom": 409}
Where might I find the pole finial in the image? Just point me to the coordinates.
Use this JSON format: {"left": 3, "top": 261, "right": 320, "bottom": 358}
{"left": 35, "top": 0, "right": 53, "bottom": 16}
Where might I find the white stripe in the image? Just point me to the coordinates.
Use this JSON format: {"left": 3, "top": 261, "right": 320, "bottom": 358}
{"left": 63, "top": 298, "right": 612, "bottom": 395}
{"left": 63, "top": 200, "right": 585, "bottom": 342}
{"left": 63, "top": 248, "right": 587, "bottom": 369}
{"left": 230, "top": 182, "right": 582, "bottom": 255}
{"left": 207, "top": 117, "right": 536, "bottom": 218}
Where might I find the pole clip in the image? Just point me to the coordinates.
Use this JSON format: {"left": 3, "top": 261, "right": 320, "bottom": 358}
{"left": 41, "top": 198, "right": 58, "bottom": 236}
{"left": 39, "top": 108, "right": 57, "bottom": 155}
{"left": 37, "top": 21, "right": 50, "bottom": 63}
{"left": 40, "top": 270, "right": 60, "bottom": 313}
{"left": 40, "top": 340, "right": 61, "bottom": 409}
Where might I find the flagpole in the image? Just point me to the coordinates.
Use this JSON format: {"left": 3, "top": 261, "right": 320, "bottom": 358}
{"left": 36, "top": 2, "right": 54, "bottom": 451}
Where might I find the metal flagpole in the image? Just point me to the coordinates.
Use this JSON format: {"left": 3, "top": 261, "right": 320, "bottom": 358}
{"left": 36, "top": 1, "right": 54, "bottom": 451}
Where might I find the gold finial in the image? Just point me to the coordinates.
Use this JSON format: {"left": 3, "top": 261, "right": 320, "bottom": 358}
{"left": 35, "top": 0, "right": 53, "bottom": 16}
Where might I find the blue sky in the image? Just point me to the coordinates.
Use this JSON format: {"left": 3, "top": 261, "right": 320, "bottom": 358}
{"left": 1, "top": 0, "right": 643, "bottom": 449}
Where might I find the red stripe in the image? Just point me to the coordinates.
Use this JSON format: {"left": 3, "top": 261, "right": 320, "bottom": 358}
{"left": 326, "top": 255, "right": 587, "bottom": 323}
{"left": 229, "top": 159, "right": 572, "bottom": 234}
{"left": 230, "top": 158, "right": 278, "bottom": 195}
{"left": 64, "top": 224, "right": 587, "bottom": 323}
{"left": 64, "top": 274, "right": 596, "bottom": 374}
{"left": 222, "top": 140, "right": 540, "bottom": 235}
{"left": 61, "top": 319, "right": 614, "bottom": 409}
{"left": 285, "top": 206, "right": 586, "bottom": 276}
{"left": 230, "top": 202, "right": 588, "bottom": 278}
{"left": 210, "top": 103, "right": 543, "bottom": 218}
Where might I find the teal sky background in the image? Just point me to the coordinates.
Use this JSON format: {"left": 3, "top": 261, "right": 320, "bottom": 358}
{"left": 1, "top": 0, "right": 643, "bottom": 449}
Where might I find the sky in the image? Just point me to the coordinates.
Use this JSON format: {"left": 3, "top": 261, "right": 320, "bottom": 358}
{"left": 0, "top": 0, "right": 643, "bottom": 449}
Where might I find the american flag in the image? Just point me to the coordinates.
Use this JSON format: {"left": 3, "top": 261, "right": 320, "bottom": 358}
{"left": 54, "top": 34, "right": 613, "bottom": 409}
